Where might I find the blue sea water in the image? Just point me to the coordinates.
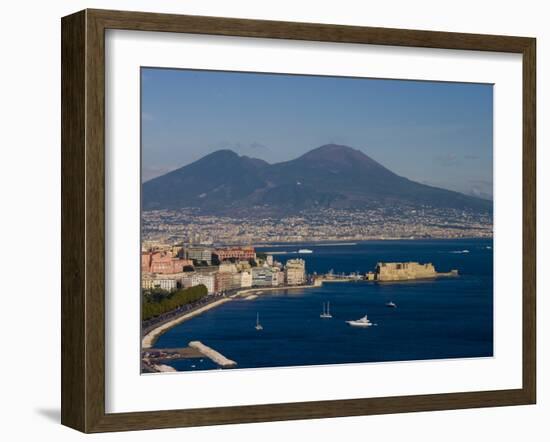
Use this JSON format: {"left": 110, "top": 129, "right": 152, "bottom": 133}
{"left": 155, "top": 238, "right": 493, "bottom": 371}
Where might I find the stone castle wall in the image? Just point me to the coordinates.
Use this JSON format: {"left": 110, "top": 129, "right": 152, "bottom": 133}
{"left": 375, "top": 261, "right": 437, "bottom": 281}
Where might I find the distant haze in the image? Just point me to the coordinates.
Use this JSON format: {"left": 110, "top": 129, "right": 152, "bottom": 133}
{"left": 142, "top": 68, "right": 493, "bottom": 200}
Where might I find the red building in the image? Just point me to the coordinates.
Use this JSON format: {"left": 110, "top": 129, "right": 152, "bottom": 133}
{"left": 213, "top": 246, "right": 256, "bottom": 262}
{"left": 141, "top": 251, "right": 193, "bottom": 274}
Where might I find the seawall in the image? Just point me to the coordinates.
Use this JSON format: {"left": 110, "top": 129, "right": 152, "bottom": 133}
{"left": 142, "top": 280, "right": 334, "bottom": 347}
{"left": 189, "top": 341, "right": 237, "bottom": 368}
{"left": 142, "top": 298, "right": 231, "bottom": 349}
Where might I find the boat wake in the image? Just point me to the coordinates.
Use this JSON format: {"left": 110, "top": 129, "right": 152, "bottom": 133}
{"left": 450, "top": 249, "right": 470, "bottom": 254}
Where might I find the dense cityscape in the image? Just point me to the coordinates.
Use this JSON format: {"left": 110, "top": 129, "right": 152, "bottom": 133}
{"left": 142, "top": 244, "right": 307, "bottom": 299}
{"left": 142, "top": 206, "right": 493, "bottom": 246}
{"left": 140, "top": 192, "right": 493, "bottom": 373}
{"left": 140, "top": 204, "right": 491, "bottom": 304}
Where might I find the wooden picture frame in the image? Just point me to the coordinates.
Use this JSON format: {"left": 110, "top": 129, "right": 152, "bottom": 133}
{"left": 61, "top": 8, "right": 536, "bottom": 433}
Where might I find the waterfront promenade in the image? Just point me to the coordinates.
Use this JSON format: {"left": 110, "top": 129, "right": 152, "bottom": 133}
{"left": 141, "top": 282, "right": 334, "bottom": 371}
{"left": 142, "top": 297, "right": 231, "bottom": 348}
{"left": 141, "top": 280, "right": 328, "bottom": 349}
{"left": 141, "top": 266, "right": 449, "bottom": 351}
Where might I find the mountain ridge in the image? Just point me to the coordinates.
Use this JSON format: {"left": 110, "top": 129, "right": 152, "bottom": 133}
{"left": 142, "top": 144, "right": 492, "bottom": 215}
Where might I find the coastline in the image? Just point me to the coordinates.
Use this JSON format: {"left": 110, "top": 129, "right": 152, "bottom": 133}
{"left": 233, "top": 283, "right": 321, "bottom": 298}
{"left": 141, "top": 237, "right": 487, "bottom": 351}
{"left": 142, "top": 282, "right": 324, "bottom": 349}
{"left": 142, "top": 297, "right": 231, "bottom": 349}
{"left": 142, "top": 269, "right": 464, "bottom": 349}
{"left": 251, "top": 237, "right": 493, "bottom": 248}
{"left": 140, "top": 238, "right": 491, "bottom": 371}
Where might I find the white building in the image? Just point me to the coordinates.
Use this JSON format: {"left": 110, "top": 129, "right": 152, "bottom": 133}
{"left": 285, "top": 258, "right": 306, "bottom": 285}
{"left": 231, "top": 273, "right": 243, "bottom": 290}
{"left": 252, "top": 266, "right": 278, "bottom": 287}
{"left": 142, "top": 275, "right": 177, "bottom": 291}
{"left": 152, "top": 278, "right": 177, "bottom": 291}
{"left": 195, "top": 273, "right": 216, "bottom": 294}
{"left": 276, "top": 269, "right": 285, "bottom": 286}
{"left": 240, "top": 271, "right": 253, "bottom": 288}
{"left": 181, "top": 272, "right": 216, "bottom": 294}
{"left": 219, "top": 262, "right": 238, "bottom": 274}
{"left": 141, "top": 274, "right": 154, "bottom": 290}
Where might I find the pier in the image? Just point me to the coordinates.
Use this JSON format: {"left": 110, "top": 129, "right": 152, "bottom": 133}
{"left": 234, "top": 282, "right": 320, "bottom": 298}
{"left": 153, "top": 364, "right": 176, "bottom": 373}
{"left": 142, "top": 342, "right": 237, "bottom": 372}
{"left": 320, "top": 277, "right": 362, "bottom": 283}
{"left": 189, "top": 341, "right": 237, "bottom": 368}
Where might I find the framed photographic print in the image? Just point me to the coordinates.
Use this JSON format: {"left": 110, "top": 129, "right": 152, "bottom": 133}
{"left": 61, "top": 9, "right": 536, "bottom": 433}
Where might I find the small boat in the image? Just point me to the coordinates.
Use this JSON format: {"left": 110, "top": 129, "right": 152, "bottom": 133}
{"left": 298, "top": 249, "right": 313, "bottom": 254}
{"left": 320, "top": 301, "right": 333, "bottom": 319}
{"left": 386, "top": 301, "right": 397, "bottom": 308}
{"left": 346, "top": 314, "right": 373, "bottom": 327}
{"left": 255, "top": 312, "right": 263, "bottom": 330}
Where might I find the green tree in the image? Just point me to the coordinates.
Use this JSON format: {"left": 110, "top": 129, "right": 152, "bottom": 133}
{"left": 142, "top": 284, "right": 208, "bottom": 321}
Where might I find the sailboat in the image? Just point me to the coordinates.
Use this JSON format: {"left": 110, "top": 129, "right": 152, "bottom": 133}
{"left": 320, "top": 301, "right": 333, "bottom": 319}
{"left": 255, "top": 312, "right": 263, "bottom": 330}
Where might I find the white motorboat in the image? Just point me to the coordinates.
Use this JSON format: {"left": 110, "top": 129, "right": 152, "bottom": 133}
{"left": 255, "top": 312, "right": 263, "bottom": 330}
{"left": 320, "top": 301, "right": 333, "bottom": 319}
{"left": 298, "top": 249, "right": 313, "bottom": 254}
{"left": 346, "top": 314, "right": 373, "bottom": 327}
{"left": 386, "top": 301, "right": 397, "bottom": 308}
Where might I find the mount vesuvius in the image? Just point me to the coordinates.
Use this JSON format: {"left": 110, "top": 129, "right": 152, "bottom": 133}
{"left": 142, "top": 144, "right": 492, "bottom": 215}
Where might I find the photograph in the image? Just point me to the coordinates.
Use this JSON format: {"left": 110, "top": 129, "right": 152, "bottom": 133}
{"left": 1, "top": 0, "right": 542, "bottom": 437}
{"left": 139, "top": 68, "right": 494, "bottom": 374}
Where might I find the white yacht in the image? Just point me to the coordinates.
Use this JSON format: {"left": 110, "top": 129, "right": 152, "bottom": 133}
{"left": 255, "top": 313, "right": 263, "bottom": 331}
{"left": 320, "top": 301, "right": 333, "bottom": 319}
{"left": 386, "top": 301, "right": 397, "bottom": 308}
{"left": 298, "top": 249, "right": 313, "bottom": 254}
{"left": 346, "top": 314, "right": 373, "bottom": 327}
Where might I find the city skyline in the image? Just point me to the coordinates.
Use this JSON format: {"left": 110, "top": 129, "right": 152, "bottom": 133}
{"left": 142, "top": 67, "right": 493, "bottom": 199}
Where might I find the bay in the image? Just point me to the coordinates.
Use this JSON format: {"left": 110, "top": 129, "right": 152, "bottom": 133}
{"left": 154, "top": 238, "right": 493, "bottom": 371}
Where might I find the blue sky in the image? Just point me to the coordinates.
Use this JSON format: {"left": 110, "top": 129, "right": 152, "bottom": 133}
{"left": 141, "top": 68, "right": 493, "bottom": 199}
